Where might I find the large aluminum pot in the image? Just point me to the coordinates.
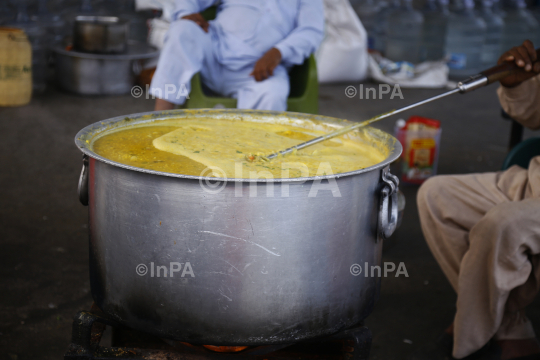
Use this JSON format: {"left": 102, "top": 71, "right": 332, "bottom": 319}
{"left": 75, "top": 109, "right": 402, "bottom": 345}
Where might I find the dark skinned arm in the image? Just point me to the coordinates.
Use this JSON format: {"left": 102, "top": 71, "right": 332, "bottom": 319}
{"left": 181, "top": 13, "right": 209, "bottom": 33}
{"left": 498, "top": 40, "right": 540, "bottom": 88}
{"left": 250, "top": 48, "right": 282, "bottom": 82}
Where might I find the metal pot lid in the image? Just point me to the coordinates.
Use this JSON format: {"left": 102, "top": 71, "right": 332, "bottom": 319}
{"left": 74, "top": 15, "right": 128, "bottom": 25}
{"left": 53, "top": 41, "right": 159, "bottom": 60}
{"left": 74, "top": 109, "right": 403, "bottom": 183}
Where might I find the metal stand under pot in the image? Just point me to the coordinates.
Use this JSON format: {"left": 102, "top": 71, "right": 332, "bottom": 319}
{"left": 64, "top": 304, "right": 373, "bottom": 360}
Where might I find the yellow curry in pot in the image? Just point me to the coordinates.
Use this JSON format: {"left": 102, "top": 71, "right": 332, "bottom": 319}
{"left": 91, "top": 118, "right": 387, "bottom": 178}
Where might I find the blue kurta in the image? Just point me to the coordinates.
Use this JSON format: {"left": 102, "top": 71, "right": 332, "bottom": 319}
{"left": 150, "top": 0, "right": 324, "bottom": 110}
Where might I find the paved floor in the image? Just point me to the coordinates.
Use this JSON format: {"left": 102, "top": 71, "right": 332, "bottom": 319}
{"left": 0, "top": 82, "right": 538, "bottom": 360}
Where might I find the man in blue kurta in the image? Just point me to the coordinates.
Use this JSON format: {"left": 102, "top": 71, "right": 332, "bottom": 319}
{"left": 150, "top": 0, "right": 324, "bottom": 111}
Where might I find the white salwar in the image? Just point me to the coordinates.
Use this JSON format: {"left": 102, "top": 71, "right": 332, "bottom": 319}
{"left": 150, "top": 0, "right": 324, "bottom": 110}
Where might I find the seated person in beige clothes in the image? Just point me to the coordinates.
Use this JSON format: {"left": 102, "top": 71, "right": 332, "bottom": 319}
{"left": 415, "top": 40, "right": 540, "bottom": 360}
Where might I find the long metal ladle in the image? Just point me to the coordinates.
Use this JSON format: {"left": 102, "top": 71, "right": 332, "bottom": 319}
{"left": 259, "top": 51, "right": 540, "bottom": 161}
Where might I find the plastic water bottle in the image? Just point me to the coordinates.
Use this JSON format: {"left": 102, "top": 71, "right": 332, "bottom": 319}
{"left": 492, "top": 0, "right": 506, "bottom": 17}
{"left": 0, "top": 0, "right": 14, "bottom": 25}
{"left": 32, "top": 0, "right": 67, "bottom": 47}
{"left": 385, "top": 0, "right": 424, "bottom": 63}
{"left": 372, "top": 0, "right": 400, "bottom": 54}
{"left": 444, "top": 0, "right": 487, "bottom": 78}
{"left": 501, "top": 0, "right": 539, "bottom": 51}
{"left": 420, "top": 0, "right": 449, "bottom": 61}
{"left": 354, "top": 0, "right": 380, "bottom": 50}
{"left": 478, "top": 0, "right": 504, "bottom": 66}
{"left": 7, "top": 0, "right": 49, "bottom": 92}
{"left": 533, "top": 0, "right": 540, "bottom": 25}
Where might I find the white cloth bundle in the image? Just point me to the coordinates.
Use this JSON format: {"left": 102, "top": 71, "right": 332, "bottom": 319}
{"left": 368, "top": 54, "right": 450, "bottom": 88}
{"left": 316, "top": 0, "right": 369, "bottom": 83}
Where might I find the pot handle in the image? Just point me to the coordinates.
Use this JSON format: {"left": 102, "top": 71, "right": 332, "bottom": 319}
{"left": 378, "top": 168, "right": 399, "bottom": 241}
{"left": 78, "top": 155, "right": 89, "bottom": 206}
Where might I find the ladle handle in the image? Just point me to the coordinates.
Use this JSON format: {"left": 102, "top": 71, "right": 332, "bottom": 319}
{"left": 480, "top": 48, "right": 540, "bottom": 85}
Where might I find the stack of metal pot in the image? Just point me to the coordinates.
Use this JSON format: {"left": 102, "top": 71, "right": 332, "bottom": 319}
{"left": 54, "top": 16, "right": 158, "bottom": 95}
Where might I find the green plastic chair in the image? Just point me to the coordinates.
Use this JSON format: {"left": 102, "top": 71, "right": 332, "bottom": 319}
{"left": 184, "top": 55, "right": 319, "bottom": 114}
{"left": 182, "top": 6, "right": 319, "bottom": 114}
{"left": 501, "top": 137, "right": 540, "bottom": 170}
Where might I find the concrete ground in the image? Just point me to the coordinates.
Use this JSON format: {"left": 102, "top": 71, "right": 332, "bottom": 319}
{"left": 0, "top": 82, "right": 539, "bottom": 360}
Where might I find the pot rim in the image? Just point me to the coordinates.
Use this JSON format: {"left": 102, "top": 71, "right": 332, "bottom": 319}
{"left": 74, "top": 15, "right": 129, "bottom": 25}
{"left": 53, "top": 41, "right": 159, "bottom": 60}
{"left": 74, "top": 109, "right": 402, "bottom": 183}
